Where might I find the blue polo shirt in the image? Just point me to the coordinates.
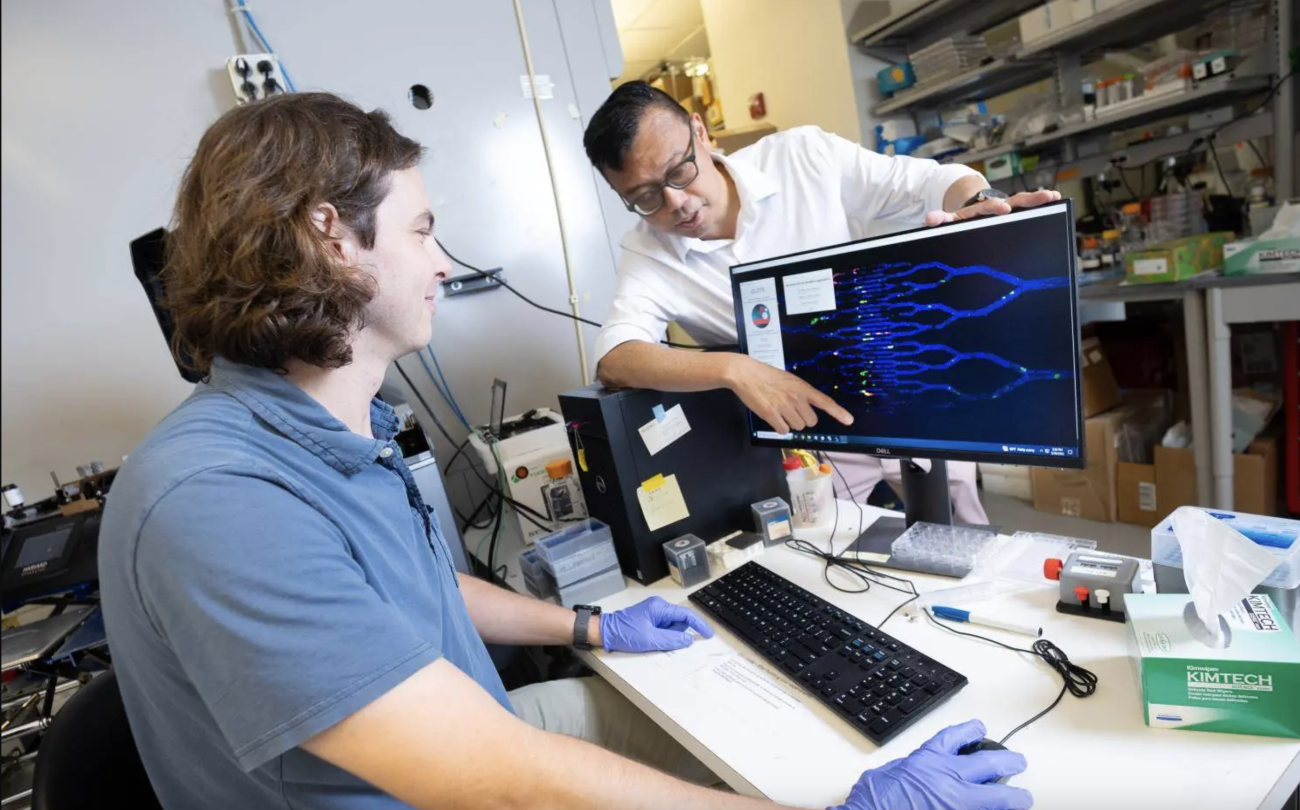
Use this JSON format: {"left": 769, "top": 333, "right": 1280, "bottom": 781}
{"left": 99, "top": 357, "right": 511, "bottom": 809}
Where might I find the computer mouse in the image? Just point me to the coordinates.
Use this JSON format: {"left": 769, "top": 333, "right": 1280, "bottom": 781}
{"left": 956, "top": 738, "right": 1010, "bottom": 784}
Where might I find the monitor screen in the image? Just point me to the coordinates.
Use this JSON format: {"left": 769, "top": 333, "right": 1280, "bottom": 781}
{"left": 16, "top": 526, "right": 72, "bottom": 570}
{"left": 730, "top": 201, "right": 1084, "bottom": 468}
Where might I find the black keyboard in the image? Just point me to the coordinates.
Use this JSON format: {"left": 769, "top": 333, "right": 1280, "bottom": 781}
{"left": 688, "top": 562, "right": 967, "bottom": 745}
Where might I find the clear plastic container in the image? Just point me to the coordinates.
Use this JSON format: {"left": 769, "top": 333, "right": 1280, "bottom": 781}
{"left": 520, "top": 548, "right": 557, "bottom": 600}
{"left": 967, "top": 531, "right": 1099, "bottom": 589}
{"left": 1152, "top": 507, "right": 1300, "bottom": 590}
{"left": 1101, "top": 229, "right": 1121, "bottom": 268}
{"left": 1118, "top": 202, "right": 1146, "bottom": 254}
{"left": 555, "top": 564, "right": 626, "bottom": 608}
{"left": 889, "top": 523, "right": 998, "bottom": 578}
{"left": 534, "top": 518, "right": 620, "bottom": 586}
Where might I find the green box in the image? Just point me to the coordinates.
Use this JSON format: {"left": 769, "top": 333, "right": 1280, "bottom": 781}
{"left": 1223, "top": 237, "right": 1300, "bottom": 276}
{"left": 1124, "top": 232, "right": 1231, "bottom": 284}
{"left": 1127, "top": 593, "right": 1300, "bottom": 739}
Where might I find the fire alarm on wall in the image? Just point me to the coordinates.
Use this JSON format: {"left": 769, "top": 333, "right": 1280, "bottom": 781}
{"left": 748, "top": 92, "right": 766, "bottom": 120}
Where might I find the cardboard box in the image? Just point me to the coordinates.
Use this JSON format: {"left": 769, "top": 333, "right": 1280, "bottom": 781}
{"left": 979, "top": 462, "right": 1033, "bottom": 501}
{"left": 1033, "top": 393, "right": 1169, "bottom": 521}
{"left": 1124, "top": 232, "right": 1232, "bottom": 284}
{"left": 1080, "top": 336, "right": 1121, "bottom": 417}
{"left": 1154, "top": 437, "right": 1279, "bottom": 517}
{"left": 1223, "top": 237, "right": 1300, "bottom": 276}
{"left": 1033, "top": 408, "right": 1126, "bottom": 521}
{"left": 1118, "top": 461, "right": 1161, "bottom": 527}
{"left": 1018, "top": 6, "right": 1052, "bottom": 43}
{"left": 1068, "top": 0, "right": 1095, "bottom": 24}
{"left": 1127, "top": 593, "right": 1300, "bottom": 739}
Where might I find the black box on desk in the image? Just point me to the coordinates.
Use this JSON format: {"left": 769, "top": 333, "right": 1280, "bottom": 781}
{"left": 558, "top": 386, "right": 784, "bottom": 584}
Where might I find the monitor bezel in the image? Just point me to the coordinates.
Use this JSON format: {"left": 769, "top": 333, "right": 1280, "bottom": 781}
{"left": 729, "top": 199, "right": 1085, "bottom": 470}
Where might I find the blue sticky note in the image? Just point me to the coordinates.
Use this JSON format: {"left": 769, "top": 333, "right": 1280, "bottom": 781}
{"left": 653, "top": 404, "right": 666, "bottom": 422}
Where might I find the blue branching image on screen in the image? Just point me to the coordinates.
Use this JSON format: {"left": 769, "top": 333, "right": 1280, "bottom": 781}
{"left": 732, "top": 204, "right": 1083, "bottom": 464}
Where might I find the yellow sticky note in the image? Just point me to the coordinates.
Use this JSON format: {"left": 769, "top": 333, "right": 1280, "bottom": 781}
{"left": 636, "top": 474, "right": 690, "bottom": 531}
{"left": 578, "top": 449, "right": 587, "bottom": 473}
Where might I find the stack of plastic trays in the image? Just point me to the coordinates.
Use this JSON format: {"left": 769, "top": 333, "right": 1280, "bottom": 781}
{"left": 534, "top": 518, "right": 626, "bottom": 608}
{"left": 520, "top": 548, "right": 557, "bottom": 602}
{"left": 889, "top": 522, "right": 998, "bottom": 577}
{"left": 908, "top": 36, "right": 988, "bottom": 85}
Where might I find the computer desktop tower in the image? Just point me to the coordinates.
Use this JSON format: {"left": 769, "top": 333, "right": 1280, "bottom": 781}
{"left": 558, "top": 386, "right": 785, "bottom": 585}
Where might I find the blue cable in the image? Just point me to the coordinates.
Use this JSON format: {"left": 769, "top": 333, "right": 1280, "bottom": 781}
{"left": 425, "top": 347, "right": 466, "bottom": 424}
{"left": 417, "top": 350, "right": 470, "bottom": 429}
{"left": 235, "top": 0, "right": 297, "bottom": 92}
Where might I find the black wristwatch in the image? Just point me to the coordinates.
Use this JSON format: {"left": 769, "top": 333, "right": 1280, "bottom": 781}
{"left": 573, "top": 604, "right": 602, "bottom": 650}
{"left": 963, "top": 187, "right": 1008, "bottom": 208}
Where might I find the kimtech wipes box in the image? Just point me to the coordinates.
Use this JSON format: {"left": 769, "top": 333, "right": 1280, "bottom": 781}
{"left": 1127, "top": 593, "right": 1300, "bottom": 739}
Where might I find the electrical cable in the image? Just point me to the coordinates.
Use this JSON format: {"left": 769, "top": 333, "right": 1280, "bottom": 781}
{"left": 780, "top": 453, "right": 917, "bottom": 628}
{"left": 395, "top": 360, "right": 460, "bottom": 449}
{"left": 435, "top": 237, "right": 737, "bottom": 352}
{"left": 233, "top": 0, "right": 297, "bottom": 92}
{"left": 924, "top": 610, "right": 1098, "bottom": 745}
{"left": 1246, "top": 140, "right": 1269, "bottom": 168}
{"left": 1205, "top": 135, "right": 1234, "bottom": 197}
{"left": 1118, "top": 168, "right": 1139, "bottom": 201}
{"left": 425, "top": 346, "right": 467, "bottom": 424}
{"left": 415, "top": 349, "right": 470, "bottom": 429}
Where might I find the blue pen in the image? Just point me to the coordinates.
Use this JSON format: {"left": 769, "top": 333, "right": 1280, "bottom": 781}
{"left": 930, "top": 605, "right": 1042, "bottom": 638}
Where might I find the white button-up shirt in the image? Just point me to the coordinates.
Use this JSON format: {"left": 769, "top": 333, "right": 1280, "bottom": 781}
{"left": 593, "top": 126, "right": 980, "bottom": 362}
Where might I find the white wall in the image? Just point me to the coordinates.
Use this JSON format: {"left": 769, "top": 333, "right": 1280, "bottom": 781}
{"left": 700, "top": 0, "right": 861, "bottom": 142}
{"left": 1, "top": 3, "right": 233, "bottom": 498}
{"left": 0, "top": 1, "right": 633, "bottom": 505}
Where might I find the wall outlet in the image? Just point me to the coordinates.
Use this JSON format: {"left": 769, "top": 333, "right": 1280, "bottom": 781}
{"left": 226, "top": 54, "right": 289, "bottom": 104}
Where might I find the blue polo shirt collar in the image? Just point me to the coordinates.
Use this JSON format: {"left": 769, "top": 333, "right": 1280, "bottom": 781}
{"left": 207, "top": 357, "right": 399, "bottom": 476}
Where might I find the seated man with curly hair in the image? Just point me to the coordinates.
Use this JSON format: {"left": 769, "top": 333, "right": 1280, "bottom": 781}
{"left": 98, "top": 91, "right": 1031, "bottom": 810}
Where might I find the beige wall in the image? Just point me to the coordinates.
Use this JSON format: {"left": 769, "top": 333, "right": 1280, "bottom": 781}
{"left": 701, "top": 0, "right": 861, "bottom": 143}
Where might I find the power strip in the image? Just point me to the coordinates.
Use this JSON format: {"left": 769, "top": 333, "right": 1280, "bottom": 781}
{"left": 226, "top": 53, "right": 290, "bottom": 104}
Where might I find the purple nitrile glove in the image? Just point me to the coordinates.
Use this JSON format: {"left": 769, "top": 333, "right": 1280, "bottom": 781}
{"left": 600, "top": 596, "right": 715, "bottom": 653}
{"left": 830, "top": 720, "right": 1033, "bottom": 810}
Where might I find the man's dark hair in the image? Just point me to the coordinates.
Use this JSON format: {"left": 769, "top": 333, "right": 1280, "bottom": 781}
{"left": 583, "top": 80, "right": 690, "bottom": 173}
{"left": 164, "top": 92, "right": 423, "bottom": 374}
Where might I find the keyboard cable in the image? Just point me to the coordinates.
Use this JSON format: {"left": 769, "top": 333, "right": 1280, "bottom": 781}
{"left": 784, "top": 454, "right": 919, "bottom": 629}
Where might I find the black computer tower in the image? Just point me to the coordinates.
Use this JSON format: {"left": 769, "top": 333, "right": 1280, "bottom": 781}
{"left": 558, "top": 386, "right": 784, "bottom": 585}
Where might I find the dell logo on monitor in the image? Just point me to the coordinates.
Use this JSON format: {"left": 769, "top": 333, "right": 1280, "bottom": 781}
{"left": 875, "top": 448, "right": 892, "bottom": 455}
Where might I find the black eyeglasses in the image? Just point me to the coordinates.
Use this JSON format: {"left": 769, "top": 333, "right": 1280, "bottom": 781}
{"left": 621, "top": 128, "right": 700, "bottom": 216}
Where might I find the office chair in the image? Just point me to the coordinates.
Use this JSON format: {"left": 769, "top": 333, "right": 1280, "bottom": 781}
{"left": 31, "top": 669, "right": 162, "bottom": 810}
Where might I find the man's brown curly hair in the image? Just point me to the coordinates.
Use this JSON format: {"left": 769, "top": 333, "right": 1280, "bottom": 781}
{"left": 163, "top": 92, "right": 423, "bottom": 374}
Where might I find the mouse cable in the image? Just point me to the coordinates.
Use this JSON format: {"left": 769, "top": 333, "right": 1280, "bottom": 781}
{"left": 924, "top": 609, "right": 1098, "bottom": 745}
{"left": 435, "top": 238, "right": 737, "bottom": 352}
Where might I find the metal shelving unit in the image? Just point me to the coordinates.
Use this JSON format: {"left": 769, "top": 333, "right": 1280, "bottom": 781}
{"left": 983, "top": 111, "right": 1274, "bottom": 189}
{"left": 865, "top": 0, "right": 1259, "bottom": 115}
{"left": 853, "top": 0, "right": 1043, "bottom": 50}
{"left": 858, "top": 0, "right": 1294, "bottom": 199}
{"left": 1016, "top": 0, "right": 1236, "bottom": 60}
{"left": 874, "top": 59, "right": 1051, "bottom": 116}
{"left": 1023, "top": 75, "right": 1273, "bottom": 147}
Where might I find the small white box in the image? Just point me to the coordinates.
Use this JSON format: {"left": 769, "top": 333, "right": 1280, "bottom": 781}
{"left": 1068, "top": 0, "right": 1095, "bottom": 24}
{"left": 1046, "top": 0, "right": 1075, "bottom": 29}
{"left": 1019, "top": 7, "right": 1051, "bottom": 42}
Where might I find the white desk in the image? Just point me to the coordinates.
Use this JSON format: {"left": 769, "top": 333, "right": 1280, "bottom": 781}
{"left": 467, "top": 503, "right": 1300, "bottom": 809}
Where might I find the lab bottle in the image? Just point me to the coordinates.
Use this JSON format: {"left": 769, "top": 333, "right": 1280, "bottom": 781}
{"left": 542, "top": 458, "right": 586, "bottom": 522}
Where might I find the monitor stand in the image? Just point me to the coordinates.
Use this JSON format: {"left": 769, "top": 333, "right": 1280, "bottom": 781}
{"left": 851, "top": 459, "right": 953, "bottom": 553}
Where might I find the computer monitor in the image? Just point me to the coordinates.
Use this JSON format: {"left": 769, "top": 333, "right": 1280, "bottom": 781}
{"left": 730, "top": 201, "right": 1084, "bottom": 472}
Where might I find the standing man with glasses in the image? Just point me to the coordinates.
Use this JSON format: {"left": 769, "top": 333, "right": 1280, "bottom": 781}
{"left": 582, "top": 81, "right": 1061, "bottom": 522}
